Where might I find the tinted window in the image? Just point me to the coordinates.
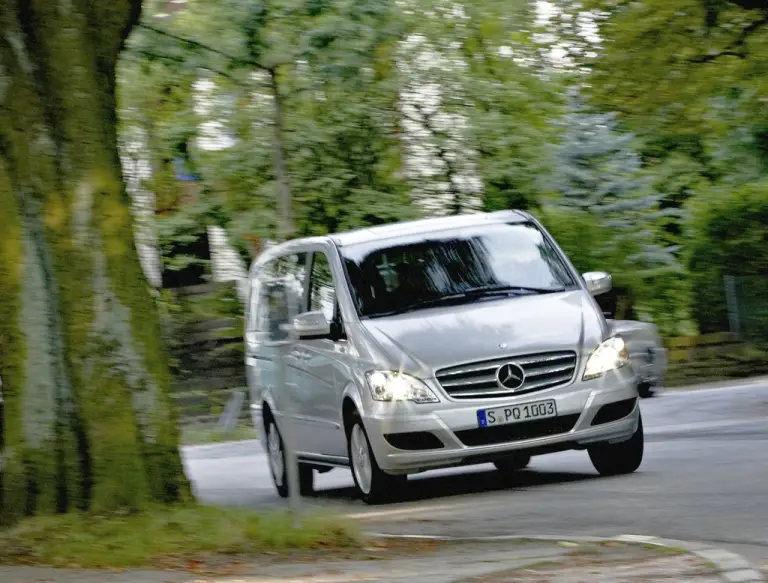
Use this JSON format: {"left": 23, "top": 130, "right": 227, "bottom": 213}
{"left": 309, "top": 252, "right": 336, "bottom": 321}
{"left": 340, "top": 221, "right": 576, "bottom": 318}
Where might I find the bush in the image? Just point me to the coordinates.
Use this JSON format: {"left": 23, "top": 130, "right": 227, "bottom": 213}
{"left": 537, "top": 207, "right": 640, "bottom": 318}
{"left": 688, "top": 180, "right": 768, "bottom": 338}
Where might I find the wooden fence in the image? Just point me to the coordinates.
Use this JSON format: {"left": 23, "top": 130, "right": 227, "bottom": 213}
{"left": 166, "top": 282, "right": 248, "bottom": 425}
{"left": 664, "top": 332, "right": 768, "bottom": 387}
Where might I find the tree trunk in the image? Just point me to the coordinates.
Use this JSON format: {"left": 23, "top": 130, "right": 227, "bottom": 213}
{"left": 267, "top": 68, "right": 294, "bottom": 241}
{"left": 0, "top": 0, "right": 190, "bottom": 524}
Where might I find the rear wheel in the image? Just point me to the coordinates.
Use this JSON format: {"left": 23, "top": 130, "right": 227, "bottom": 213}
{"left": 588, "top": 413, "right": 644, "bottom": 476}
{"left": 347, "top": 415, "right": 406, "bottom": 504}
{"left": 494, "top": 454, "right": 531, "bottom": 475}
{"left": 265, "top": 418, "right": 314, "bottom": 498}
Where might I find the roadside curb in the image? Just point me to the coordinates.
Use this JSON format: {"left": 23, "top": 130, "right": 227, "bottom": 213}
{"left": 368, "top": 532, "right": 766, "bottom": 582}
{"left": 663, "top": 375, "right": 768, "bottom": 394}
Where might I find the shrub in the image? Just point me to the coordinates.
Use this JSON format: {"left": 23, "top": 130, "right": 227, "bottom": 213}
{"left": 688, "top": 180, "right": 768, "bottom": 339}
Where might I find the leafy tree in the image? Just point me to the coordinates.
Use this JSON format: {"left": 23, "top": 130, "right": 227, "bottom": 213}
{"left": 397, "top": 0, "right": 562, "bottom": 214}
{"left": 579, "top": 0, "right": 768, "bottom": 332}
{"left": 537, "top": 0, "right": 607, "bottom": 71}
{"left": 280, "top": 0, "right": 418, "bottom": 234}
{"left": 123, "top": 0, "right": 419, "bottom": 250}
{"left": 584, "top": 0, "right": 768, "bottom": 195}
{"left": 458, "top": 1, "right": 563, "bottom": 212}
{"left": 0, "top": 0, "right": 190, "bottom": 523}
{"left": 549, "top": 92, "right": 675, "bottom": 269}
{"left": 543, "top": 91, "right": 684, "bottom": 327}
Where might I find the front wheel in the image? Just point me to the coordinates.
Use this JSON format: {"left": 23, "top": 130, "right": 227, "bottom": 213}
{"left": 588, "top": 413, "right": 644, "bottom": 476}
{"left": 638, "top": 381, "right": 656, "bottom": 399}
{"left": 265, "top": 418, "right": 314, "bottom": 498}
{"left": 347, "top": 415, "right": 406, "bottom": 504}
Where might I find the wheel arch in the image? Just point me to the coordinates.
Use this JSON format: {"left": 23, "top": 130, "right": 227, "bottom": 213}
{"left": 341, "top": 381, "right": 365, "bottom": 435}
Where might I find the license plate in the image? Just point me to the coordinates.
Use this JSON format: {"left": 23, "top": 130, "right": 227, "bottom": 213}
{"left": 477, "top": 399, "right": 558, "bottom": 428}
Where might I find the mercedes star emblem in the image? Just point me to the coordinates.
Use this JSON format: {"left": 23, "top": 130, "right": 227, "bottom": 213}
{"left": 496, "top": 362, "right": 526, "bottom": 391}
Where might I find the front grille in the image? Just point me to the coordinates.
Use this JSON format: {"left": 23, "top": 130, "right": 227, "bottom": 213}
{"left": 455, "top": 414, "right": 581, "bottom": 447}
{"left": 435, "top": 351, "right": 578, "bottom": 400}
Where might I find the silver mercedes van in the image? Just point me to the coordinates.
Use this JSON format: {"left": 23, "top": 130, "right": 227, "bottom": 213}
{"left": 245, "top": 210, "right": 643, "bottom": 504}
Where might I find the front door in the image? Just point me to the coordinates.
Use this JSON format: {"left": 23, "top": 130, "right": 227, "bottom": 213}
{"left": 246, "top": 252, "right": 315, "bottom": 452}
{"left": 291, "top": 248, "right": 350, "bottom": 458}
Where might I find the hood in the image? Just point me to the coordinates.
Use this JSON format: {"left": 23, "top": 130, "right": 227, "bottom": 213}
{"left": 360, "top": 290, "right": 605, "bottom": 374}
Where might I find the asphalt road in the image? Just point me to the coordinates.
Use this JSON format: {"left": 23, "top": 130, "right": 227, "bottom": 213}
{"left": 183, "top": 379, "right": 768, "bottom": 569}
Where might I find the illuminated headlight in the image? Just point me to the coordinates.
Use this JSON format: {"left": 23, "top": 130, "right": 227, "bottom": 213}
{"left": 583, "top": 336, "right": 629, "bottom": 381}
{"left": 365, "top": 371, "right": 440, "bottom": 404}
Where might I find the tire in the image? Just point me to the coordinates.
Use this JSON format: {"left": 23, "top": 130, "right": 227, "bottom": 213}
{"left": 588, "top": 413, "right": 644, "bottom": 476}
{"left": 638, "top": 381, "right": 655, "bottom": 399}
{"left": 494, "top": 454, "right": 531, "bottom": 474}
{"left": 265, "top": 417, "right": 314, "bottom": 498}
{"left": 347, "top": 413, "right": 406, "bottom": 504}
{"left": 298, "top": 463, "right": 314, "bottom": 496}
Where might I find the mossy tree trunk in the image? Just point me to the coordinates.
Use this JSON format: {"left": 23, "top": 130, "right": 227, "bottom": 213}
{"left": 0, "top": 0, "right": 190, "bottom": 524}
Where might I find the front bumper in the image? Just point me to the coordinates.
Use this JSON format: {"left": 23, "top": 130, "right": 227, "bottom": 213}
{"left": 364, "top": 370, "right": 640, "bottom": 473}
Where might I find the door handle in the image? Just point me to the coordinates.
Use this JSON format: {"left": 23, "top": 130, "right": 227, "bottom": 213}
{"left": 291, "top": 349, "right": 312, "bottom": 361}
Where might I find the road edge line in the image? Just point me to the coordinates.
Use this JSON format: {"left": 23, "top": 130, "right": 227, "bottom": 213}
{"left": 368, "top": 532, "right": 765, "bottom": 582}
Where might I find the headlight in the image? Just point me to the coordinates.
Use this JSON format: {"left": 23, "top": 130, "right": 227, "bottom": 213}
{"left": 365, "top": 371, "right": 440, "bottom": 404}
{"left": 583, "top": 336, "right": 629, "bottom": 381}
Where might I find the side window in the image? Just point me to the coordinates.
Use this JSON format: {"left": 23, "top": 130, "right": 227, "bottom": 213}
{"left": 309, "top": 252, "right": 336, "bottom": 322}
{"left": 251, "top": 259, "right": 278, "bottom": 334}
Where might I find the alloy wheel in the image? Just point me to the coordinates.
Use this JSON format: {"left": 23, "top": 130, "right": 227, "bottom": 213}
{"left": 350, "top": 424, "right": 373, "bottom": 494}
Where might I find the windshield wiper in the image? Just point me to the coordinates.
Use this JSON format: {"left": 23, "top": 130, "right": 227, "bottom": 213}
{"left": 462, "top": 285, "right": 567, "bottom": 296}
{"left": 366, "top": 293, "right": 477, "bottom": 318}
{"left": 366, "top": 286, "right": 567, "bottom": 318}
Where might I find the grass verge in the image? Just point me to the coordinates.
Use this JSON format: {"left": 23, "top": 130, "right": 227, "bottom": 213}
{"left": 180, "top": 424, "right": 258, "bottom": 446}
{"left": 0, "top": 504, "right": 360, "bottom": 569}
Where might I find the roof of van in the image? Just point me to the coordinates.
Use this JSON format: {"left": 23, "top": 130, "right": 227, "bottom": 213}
{"left": 329, "top": 210, "right": 531, "bottom": 247}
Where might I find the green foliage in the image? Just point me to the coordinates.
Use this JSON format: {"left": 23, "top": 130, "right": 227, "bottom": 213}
{"left": 583, "top": 0, "right": 768, "bottom": 228}
{"left": 393, "top": 0, "right": 560, "bottom": 214}
{"left": 282, "top": 0, "right": 418, "bottom": 234}
{"left": 155, "top": 199, "right": 228, "bottom": 274}
{"left": 585, "top": 0, "right": 768, "bottom": 166}
{"left": 574, "top": 0, "right": 768, "bottom": 333}
{"left": 543, "top": 89, "right": 685, "bottom": 328}
{"left": 688, "top": 180, "right": 768, "bottom": 337}
{"left": 460, "top": 5, "right": 563, "bottom": 212}
{"left": 538, "top": 206, "right": 632, "bottom": 289}
{"left": 122, "top": 0, "right": 422, "bottom": 252}
{"left": 537, "top": 207, "right": 609, "bottom": 273}
{"left": 115, "top": 0, "right": 768, "bottom": 343}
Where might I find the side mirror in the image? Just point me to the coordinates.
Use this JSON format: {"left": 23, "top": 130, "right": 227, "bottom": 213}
{"left": 582, "top": 271, "right": 612, "bottom": 296}
{"left": 293, "top": 310, "right": 331, "bottom": 339}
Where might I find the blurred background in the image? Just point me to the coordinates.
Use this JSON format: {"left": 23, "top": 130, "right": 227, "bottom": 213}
{"left": 119, "top": 0, "right": 768, "bottom": 436}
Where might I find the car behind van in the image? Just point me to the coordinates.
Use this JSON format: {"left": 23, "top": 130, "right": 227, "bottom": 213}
{"left": 245, "top": 210, "right": 643, "bottom": 504}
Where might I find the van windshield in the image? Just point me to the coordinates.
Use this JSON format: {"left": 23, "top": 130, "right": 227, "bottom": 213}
{"left": 339, "top": 221, "right": 579, "bottom": 319}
